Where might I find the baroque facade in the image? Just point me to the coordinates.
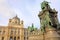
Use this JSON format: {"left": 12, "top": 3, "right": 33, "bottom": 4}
{"left": 0, "top": 1, "right": 60, "bottom": 40}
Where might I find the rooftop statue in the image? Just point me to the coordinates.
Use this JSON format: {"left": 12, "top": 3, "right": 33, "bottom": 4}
{"left": 28, "top": 23, "right": 37, "bottom": 32}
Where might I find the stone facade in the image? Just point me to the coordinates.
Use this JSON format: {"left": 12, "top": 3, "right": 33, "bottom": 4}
{"left": 0, "top": 16, "right": 24, "bottom": 40}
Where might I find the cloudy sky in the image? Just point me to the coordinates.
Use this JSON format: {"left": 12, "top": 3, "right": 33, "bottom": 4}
{"left": 0, "top": 0, "right": 60, "bottom": 28}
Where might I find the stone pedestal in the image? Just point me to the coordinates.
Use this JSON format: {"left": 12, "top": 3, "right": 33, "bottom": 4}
{"left": 45, "top": 27, "right": 60, "bottom": 40}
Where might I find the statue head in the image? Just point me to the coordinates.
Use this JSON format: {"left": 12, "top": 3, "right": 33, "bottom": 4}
{"left": 41, "top": 1, "right": 50, "bottom": 10}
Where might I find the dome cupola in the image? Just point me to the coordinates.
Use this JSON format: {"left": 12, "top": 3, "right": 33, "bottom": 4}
{"left": 9, "top": 15, "right": 20, "bottom": 25}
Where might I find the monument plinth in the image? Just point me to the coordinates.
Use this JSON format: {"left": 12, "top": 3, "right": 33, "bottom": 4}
{"left": 45, "top": 27, "right": 60, "bottom": 40}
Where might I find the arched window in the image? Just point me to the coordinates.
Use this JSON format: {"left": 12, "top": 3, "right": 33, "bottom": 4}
{"left": 10, "top": 37, "right": 13, "bottom": 40}
{"left": 18, "top": 37, "right": 20, "bottom": 40}
{"left": 14, "top": 37, "right": 16, "bottom": 40}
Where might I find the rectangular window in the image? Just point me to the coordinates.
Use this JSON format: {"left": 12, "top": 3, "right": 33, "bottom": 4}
{"left": 14, "top": 30, "right": 16, "bottom": 35}
{"left": 3, "top": 31, "right": 5, "bottom": 34}
{"left": 0, "top": 31, "right": 1, "bottom": 34}
{"left": 2, "top": 37, "right": 4, "bottom": 40}
{"left": 11, "top": 30, "right": 13, "bottom": 34}
{"left": 14, "top": 37, "right": 16, "bottom": 40}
